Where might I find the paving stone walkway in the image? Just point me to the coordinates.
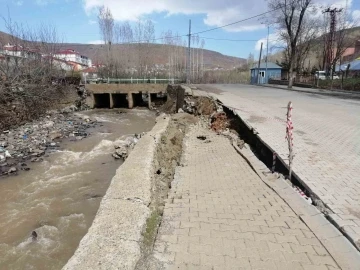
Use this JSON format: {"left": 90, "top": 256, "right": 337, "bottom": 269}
{"left": 150, "top": 125, "right": 340, "bottom": 270}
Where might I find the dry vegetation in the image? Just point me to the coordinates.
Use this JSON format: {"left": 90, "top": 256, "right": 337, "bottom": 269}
{"left": 0, "top": 17, "right": 78, "bottom": 131}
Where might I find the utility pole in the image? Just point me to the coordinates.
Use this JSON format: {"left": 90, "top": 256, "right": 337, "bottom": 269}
{"left": 265, "top": 25, "right": 270, "bottom": 83}
{"left": 187, "top": 20, "right": 191, "bottom": 84}
{"left": 323, "top": 7, "right": 342, "bottom": 78}
{"left": 257, "top": 42, "right": 263, "bottom": 84}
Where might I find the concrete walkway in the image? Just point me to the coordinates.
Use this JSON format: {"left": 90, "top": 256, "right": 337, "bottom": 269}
{"left": 195, "top": 84, "right": 360, "bottom": 251}
{"left": 150, "top": 125, "right": 340, "bottom": 270}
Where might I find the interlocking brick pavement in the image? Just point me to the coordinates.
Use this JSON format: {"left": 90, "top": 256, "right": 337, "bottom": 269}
{"left": 198, "top": 84, "right": 360, "bottom": 250}
{"left": 149, "top": 125, "right": 340, "bottom": 270}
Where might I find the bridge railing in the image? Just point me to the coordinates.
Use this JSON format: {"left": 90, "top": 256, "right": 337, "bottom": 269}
{"left": 84, "top": 78, "right": 183, "bottom": 84}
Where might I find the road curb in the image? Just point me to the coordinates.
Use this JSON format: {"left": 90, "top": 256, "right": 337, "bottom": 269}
{"left": 258, "top": 84, "right": 360, "bottom": 99}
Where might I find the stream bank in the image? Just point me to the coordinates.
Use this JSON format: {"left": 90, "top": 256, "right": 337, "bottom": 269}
{"left": 0, "top": 108, "right": 156, "bottom": 270}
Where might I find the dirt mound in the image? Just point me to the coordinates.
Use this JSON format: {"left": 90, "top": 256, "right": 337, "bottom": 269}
{"left": 210, "top": 112, "right": 230, "bottom": 133}
{"left": 195, "top": 96, "right": 217, "bottom": 115}
{"left": 159, "top": 99, "right": 176, "bottom": 114}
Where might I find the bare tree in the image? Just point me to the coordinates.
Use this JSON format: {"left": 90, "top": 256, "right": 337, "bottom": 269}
{"left": 97, "top": 6, "right": 114, "bottom": 79}
{"left": 294, "top": 16, "right": 318, "bottom": 74}
{"left": 330, "top": 10, "right": 358, "bottom": 79}
{"left": 268, "top": 0, "right": 313, "bottom": 88}
{"left": 200, "top": 39, "right": 205, "bottom": 80}
{"left": 98, "top": 6, "right": 114, "bottom": 45}
{"left": 0, "top": 15, "right": 75, "bottom": 130}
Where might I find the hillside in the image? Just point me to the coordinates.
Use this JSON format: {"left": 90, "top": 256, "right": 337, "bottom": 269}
{"left": 268, "top": 26, "right": 360, "bottom": 69}
{"left": 55, "top": 43, "right": 245, "bottom": 69}
{"left": 0, "top": 31, "right": 246, "bottom": 70}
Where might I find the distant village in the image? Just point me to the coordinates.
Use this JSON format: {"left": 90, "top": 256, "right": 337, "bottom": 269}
{"left": 0, "top": 44, "right": 101, "bottom": 82}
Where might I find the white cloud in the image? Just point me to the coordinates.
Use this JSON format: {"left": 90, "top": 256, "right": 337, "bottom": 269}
{"left": 255, "top": 31, "right": 286, "bottom": 51}
{"left": 15, "top": 1, "right": 23, "bottom": 6}
{"left": 82, "top": 0, "right": 269, "bottom": 32}
{"left": 83, "top": 0, "right": 358, "bottom": 33}
{"left": 88, "top": 19, "right": 97, "bottom": 25}
{"left": 88, "top": 40, "right": 105, "bottom": 44}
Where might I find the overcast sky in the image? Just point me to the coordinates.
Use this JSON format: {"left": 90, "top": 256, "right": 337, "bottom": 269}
{"left": 0, "top": 0, "right": 359, "bottom": 59}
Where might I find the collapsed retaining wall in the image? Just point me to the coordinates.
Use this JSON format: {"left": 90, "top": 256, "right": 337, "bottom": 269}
{"left": 62, "top": 115, "right": 170, "bottom": 270}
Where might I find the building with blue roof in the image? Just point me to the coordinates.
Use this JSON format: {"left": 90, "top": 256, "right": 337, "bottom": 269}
{"left": 335, "top": 59, "right": 360, "bottom": 72}
{"left": 250, "top": 62, "right": 282, "bottom": 84}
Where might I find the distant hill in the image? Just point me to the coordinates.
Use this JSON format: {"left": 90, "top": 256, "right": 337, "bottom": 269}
{"left": 53, "top": 43, "right": 246, "bottom": 69}
{"left": 0, "top": 31, "right": 246, "bottom": 70}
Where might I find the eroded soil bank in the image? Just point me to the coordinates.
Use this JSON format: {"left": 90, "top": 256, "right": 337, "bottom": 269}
{"left": 0, "top": 109, "right": 156, "bottom": 270}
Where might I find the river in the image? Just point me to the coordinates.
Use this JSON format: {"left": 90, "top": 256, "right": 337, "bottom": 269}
{"left": 0, "top": 109, "right": 156, "bottom": 270}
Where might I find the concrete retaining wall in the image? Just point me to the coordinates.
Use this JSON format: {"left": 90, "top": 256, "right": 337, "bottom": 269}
{"left": 87, "top": 83, "right": 167, "bottom": 94}
{"left": 62, "top": 115, "right": 170, "bottom": 270}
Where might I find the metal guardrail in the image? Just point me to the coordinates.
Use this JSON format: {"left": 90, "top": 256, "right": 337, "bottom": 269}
{"left": 84, "top": 78, "right": 183, "bottom": 84}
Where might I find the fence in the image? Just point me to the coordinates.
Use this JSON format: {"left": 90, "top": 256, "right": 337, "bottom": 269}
{"left": 84, "top": 78, "right": 183, "bottom": 85}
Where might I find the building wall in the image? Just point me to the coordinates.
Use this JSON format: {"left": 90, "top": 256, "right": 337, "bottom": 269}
{"left": 53, "top": 53, "right": 92, "bottom": 68}
{"left": 250, "top": 68, "right": 281, "bottom": 84}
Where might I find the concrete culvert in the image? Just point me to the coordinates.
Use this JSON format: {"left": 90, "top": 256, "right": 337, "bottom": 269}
{"left": 93, "top": 93, "right": 110, "bottom": 108}
{"left": 133, "top": 93, "right": 148, "bottom": 107}
{"left": 151, "top": 93, "right": 167, "bottom": 107}
{"left": 112, "top": 94, "right": 128, "bottom": 108}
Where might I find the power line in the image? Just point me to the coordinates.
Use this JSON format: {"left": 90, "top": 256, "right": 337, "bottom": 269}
{"left": 198, "top": 37, "right": 259, "bottom": 42}
{"left": 191, "top": 6, "right": 284, "bottom": 35}
{"left": 107, "top": 5, "right": 286, "bottom": 45}
{"left": 198, "top": 36, "right": 278, "bottom": 42}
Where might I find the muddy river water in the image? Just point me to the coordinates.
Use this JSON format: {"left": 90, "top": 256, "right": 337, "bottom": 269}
{"left": 0, "top": 109, "right": 156, "bottom": 270}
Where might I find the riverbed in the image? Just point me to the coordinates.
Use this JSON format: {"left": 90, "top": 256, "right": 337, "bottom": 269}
{"left": 0, "top": 109, "right": 156, "bottom": 270}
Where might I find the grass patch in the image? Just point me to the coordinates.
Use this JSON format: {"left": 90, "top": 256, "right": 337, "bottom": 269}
{"left": 143, "top": 210, "right": 161, "bottom": 247}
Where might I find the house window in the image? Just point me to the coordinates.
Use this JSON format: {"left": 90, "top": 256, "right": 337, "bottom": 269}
{"left": 259, "top": 71, "right": 265, "bottom": 77}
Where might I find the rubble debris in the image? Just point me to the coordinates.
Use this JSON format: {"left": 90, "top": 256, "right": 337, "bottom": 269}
{"left": 210, "top": 112, "right": 230, "bottom": 133}
{"left": 8, "top": 167, "right": 17, "bottom": 174}
{"left": 183, "top": 96, "right": 217, "bottom": 116}
{"left": 75, "top": 85, "right": 91, "bottom": 111}
{"left": 0, "top": 110, "right": 97, "bottom": 177}
{"left": 112, "top": 133, "right": 145, "bottom": 160}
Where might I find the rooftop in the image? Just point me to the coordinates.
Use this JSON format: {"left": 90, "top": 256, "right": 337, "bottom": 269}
{"left": 251, "top": 62, "right": 282, "bottom": 69}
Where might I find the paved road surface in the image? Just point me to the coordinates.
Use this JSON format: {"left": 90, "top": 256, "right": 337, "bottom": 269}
{"left": 150, "top": 125, "right": 340, "bottom": 269}
{"left": 197, "top": 84, "right": 360, "bottom": 250}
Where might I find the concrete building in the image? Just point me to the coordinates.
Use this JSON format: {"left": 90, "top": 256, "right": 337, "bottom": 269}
{"left": 0, "top": 44, "right": 41, "bottom": 60}
{"left": 81, "top": 66, "right": 99, "bottom": 82}
{"left": 250, "top": 62, "right": 282, "bottom": 84}
{"left": 52, "top": 49, "right": 92, "bottom": 68}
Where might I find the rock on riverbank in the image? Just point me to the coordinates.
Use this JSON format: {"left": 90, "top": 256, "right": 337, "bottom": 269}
{"left": 0, "top": 106, "right": 97, "bottom": 177}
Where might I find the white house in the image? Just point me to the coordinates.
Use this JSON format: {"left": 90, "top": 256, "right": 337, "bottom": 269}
{"left": 52, "top": 49, "right": 92, "bottom": 68}
{"left": 1, "top": 45, "right": 93, "bottom": 73}
{"left": 1, "top": 44, "right": 40, "bottom": 60}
